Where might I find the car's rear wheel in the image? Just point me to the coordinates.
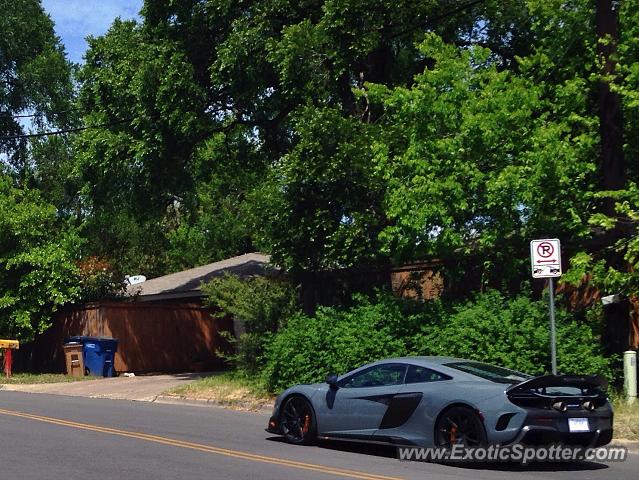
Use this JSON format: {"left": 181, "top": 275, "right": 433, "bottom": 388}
{"left": 280, "top": 395, "right": 317, "bottom": 445}
{"left": 435, "top": 406, "right": 486, "bottom": 447}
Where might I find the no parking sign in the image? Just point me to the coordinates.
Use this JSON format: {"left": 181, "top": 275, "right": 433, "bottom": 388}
{"left": 530, "top": 238, "right": 561, "bottom": 375}
{"left": 530, "top": 238, "right": 561, "bottom": 278}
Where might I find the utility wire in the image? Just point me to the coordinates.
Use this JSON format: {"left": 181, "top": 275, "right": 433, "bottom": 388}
{"left": 0, "top": 0, "right": 489, "bottom": 141}
{"left": 0, "top": 119, "right": 130, "bottom": 142}
{"left": 0, "top": 110, "right": 73, "bottom": 119}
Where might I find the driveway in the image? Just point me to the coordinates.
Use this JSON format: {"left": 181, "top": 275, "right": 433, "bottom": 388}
{"left": 0, "top": 373, "right": 206, "bottom": 401}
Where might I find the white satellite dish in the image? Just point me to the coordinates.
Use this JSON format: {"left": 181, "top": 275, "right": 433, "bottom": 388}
{"left": 126, "top": 275, "right": 147, "bottom": 285}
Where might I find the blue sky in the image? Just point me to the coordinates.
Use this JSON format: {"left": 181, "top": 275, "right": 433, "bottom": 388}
{"left": 42, "top": 0, "right": 143, "bottom": 63}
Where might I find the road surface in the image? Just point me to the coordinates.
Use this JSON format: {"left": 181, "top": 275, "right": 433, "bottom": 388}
{"left": 0, "top": 391, "right": 637, "bottom": 480}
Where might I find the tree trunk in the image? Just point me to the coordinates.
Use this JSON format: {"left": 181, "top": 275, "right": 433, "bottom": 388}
{"left": 596, "top": 0, "right": 626, "bottom": 216}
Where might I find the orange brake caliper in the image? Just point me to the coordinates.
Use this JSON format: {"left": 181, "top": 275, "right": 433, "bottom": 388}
{"left": 302, "top": 414, "right": 311, "bottom": 435}
{"left": 449, "top": 425, "right": 457, "bottom": 444}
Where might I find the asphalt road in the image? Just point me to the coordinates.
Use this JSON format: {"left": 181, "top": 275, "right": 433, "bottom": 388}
{"left": 0, "top": 391, "right": 637, "bottom": 480}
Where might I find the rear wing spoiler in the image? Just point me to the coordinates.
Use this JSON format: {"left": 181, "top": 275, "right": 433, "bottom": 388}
{"left": 507, "top": 374, "right": 608, "bottom": 394}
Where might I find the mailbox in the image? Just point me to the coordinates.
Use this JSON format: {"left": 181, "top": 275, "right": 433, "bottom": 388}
{"left": 1, "top": 339, "right": 19, "bottom": 377}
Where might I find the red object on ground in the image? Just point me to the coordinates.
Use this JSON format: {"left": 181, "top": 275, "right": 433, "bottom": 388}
{"left": 3, "top": 348, "right": 12, "bottom": 377}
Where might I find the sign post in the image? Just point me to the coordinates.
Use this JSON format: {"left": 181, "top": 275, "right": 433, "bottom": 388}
{"left": 548, "top": 277, "right": 557, "bottom": 376}
{"left": 530, "top": 239, "right": 562, "bottom": 376}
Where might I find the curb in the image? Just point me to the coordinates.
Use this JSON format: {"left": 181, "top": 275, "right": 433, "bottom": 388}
{"left": 611, "top": 440, "right": 639, "bottom": 453}
{"left": 154, "top": 395, "right": 272, "bottom": 413}
{"left": 154, "top": 395, "right": 214, "bottom": 407}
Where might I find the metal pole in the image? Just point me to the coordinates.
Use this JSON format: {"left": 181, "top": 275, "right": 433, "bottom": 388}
{"left": 624, "top": 350, "right": 637, "bottom": 404}
{"left": 549, "top": 277, "right": 558, "bottom": 375}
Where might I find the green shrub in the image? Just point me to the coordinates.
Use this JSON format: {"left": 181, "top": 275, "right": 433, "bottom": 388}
{"left": 202, "top": 273, "right": 298, "bottom": 374}
{"left": 263, "top": 290, "right": 613, "bottom": 393}
{"left": 263, "top": 294, "right": 428, "bottom": 392}
{"left": 414, "top": 290, "right": 613, "bottom": 380}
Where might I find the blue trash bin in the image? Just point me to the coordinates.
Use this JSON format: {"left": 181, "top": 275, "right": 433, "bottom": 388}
{"left": 67, "top": 336, "right": 118, "bottom": 377}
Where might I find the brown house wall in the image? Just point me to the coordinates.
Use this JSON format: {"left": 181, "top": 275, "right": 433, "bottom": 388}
{"left": 23, "top": 301, "right": 233, "bottom": 374}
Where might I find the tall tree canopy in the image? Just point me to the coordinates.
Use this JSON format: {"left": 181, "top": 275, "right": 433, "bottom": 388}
{"left": 0, "top": 0, "right": 79, "bottom": 340}
{"left": 70, "top": 0, "right": 638, "bottom": 301}
{"left": 0, "top": 0, "right": 637, "bottom": 339}
{"left": 0, "top": 0, "right": 75, "bottom": 176}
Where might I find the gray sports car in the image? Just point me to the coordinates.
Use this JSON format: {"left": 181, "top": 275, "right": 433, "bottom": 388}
{"left": 266, "top": 356, "right": 613, "bottom": 448}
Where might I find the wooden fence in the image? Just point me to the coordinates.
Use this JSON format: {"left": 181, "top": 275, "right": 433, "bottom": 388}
{"left": 18, "top": 301, "right": 233, "bottom": 374}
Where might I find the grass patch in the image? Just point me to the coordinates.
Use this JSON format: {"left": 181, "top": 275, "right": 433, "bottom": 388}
{"left": 0, "top": 373, "right": 97, "bottom": 384}
{"left": 613, "top": 398, "right": 639, "bottom": 441}
{"left": 167, "top": 372, "right": 274, "bottom": 410}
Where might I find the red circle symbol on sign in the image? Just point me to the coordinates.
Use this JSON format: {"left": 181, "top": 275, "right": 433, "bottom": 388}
{"left": 537, "top": 242, "right": 554, "bottom": 258}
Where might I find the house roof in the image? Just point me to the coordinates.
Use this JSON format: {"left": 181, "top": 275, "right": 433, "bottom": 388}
{"left": 127, "top": 252, "right": 274, "bottom": 301}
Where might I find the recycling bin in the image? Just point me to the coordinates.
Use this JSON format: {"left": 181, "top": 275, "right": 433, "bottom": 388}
{"left": 67, "top": 336, "right": 118, "bottom": 377}
{"left": 63, "top": 342, "right": 85, "bottom": 377}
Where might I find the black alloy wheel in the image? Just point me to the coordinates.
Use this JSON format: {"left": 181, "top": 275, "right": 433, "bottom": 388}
{"left": 280, "top": 395, "right": 317, "bottom": 445}
{"left": 435, "top": 406, "right": 487, "bottom": 447}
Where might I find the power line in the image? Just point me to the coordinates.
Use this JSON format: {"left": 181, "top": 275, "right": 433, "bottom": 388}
{"left": 0, "top": 110, "right": 72, "bottom": 119}
{"left": 0, "top": 0, "right": 489, "bottom": 141}
{"left": 0, "top": 119, "right": 130, "bottom": 142}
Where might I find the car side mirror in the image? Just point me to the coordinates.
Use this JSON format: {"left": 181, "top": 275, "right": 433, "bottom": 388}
{"left": 325, "top": 373, "right": 339, "bottom": 389}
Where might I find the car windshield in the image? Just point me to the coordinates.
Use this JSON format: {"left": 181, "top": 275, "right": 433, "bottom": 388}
{"left": 445, "top": 361, "right": 532, "bottom": 384}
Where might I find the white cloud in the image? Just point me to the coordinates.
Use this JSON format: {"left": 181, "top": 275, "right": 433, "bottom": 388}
{"left": 42, "top": 0, "right": 143, "bottom": 63}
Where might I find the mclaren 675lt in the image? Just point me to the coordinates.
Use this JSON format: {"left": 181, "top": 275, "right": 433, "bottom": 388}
{"left": 266, "top": 357, "right": 612, "bottom": 448}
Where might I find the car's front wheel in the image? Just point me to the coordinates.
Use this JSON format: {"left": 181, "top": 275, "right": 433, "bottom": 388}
{"left": 280, "top": 395, "right": 317, "bottom": 445}
{"left": 435, "top": 406, "right": 486, "bottom": 447}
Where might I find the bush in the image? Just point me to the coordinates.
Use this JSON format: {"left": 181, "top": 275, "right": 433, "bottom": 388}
{"left": 0, "top": 178, "right": 82, "bottom": 341}
{"left": 263, "top": 294, "right": 430, "bottom": 392}
{"left": 414, "top": 290, "right": 613, "bottom": 380}
{"left": 76, "top": 256, "right": 126, "bottom": 302}
{"left": 263, "top": 290, "right": 613, "bottom": 393}
{"left": 202, "top": 273, "right": 298, "bottom": 374}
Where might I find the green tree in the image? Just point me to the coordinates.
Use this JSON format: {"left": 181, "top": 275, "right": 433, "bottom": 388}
{"left": 247, "top": 107, "right": 387, "bottom": 275}
{"left": 75, "top": 0, "right": 638, "bottom": 301}
{"left": 75, "top": 19, "right": 205, "bottom": 275}
{"left": 77, "top": 0, "right": 505, "bottom": 277}
{"left": 0, "top": 176, "right": 81, "bottom": 340}
{"left": 0, "top": 0, "right": 83, "bottom": 341}
{"left": 76, "top": 16, "right": 266, "bottom": 275}
{"left": 0, "top": 0, "right": 75, "bottom": 177}
{"left": 202, "top": 273, "right": 298, "bottom": 374}
{"left": 562, "top": 1, "right": 639, "bottom": 300}
{"left": 565, "top": 184, "right": 639, "bottom": 298}
{"left": 368, "top": 34, "right": 597, "bottom": 289}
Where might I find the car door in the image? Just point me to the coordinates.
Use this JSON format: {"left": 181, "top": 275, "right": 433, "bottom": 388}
{"left": 319, "top": 363, "right": 407, "bottom": 440}
{"left": 372, "top": 363, "right": 452, "bottom": 444}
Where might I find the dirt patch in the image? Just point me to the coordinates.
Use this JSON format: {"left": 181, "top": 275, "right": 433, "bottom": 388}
{"left": 614, "top": 400, "right": 639, "bottom": 441}
{"left": 166, "top": 373, "right": 274, "bottom": 411}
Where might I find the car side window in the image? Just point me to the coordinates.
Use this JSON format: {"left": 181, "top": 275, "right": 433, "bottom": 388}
{"left": 405, "top": 365, "right": 450, "bottom": 384}
{"left": 340, "top": 364, "right": 407, "bottom": 388}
